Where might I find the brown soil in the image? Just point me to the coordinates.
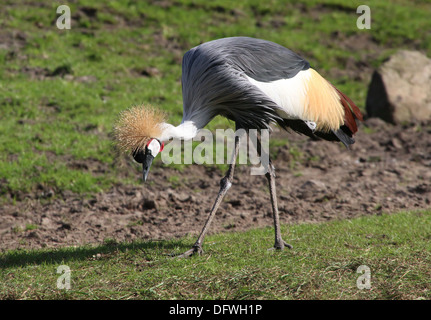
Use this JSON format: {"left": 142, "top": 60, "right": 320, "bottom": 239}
{"left": 2, "top": 118, "right": 430, "bottom": 251}
{"left": 1, "top": 2, "right": 430, "bottom": 252}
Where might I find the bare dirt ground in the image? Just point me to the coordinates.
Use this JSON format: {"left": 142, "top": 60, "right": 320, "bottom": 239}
{"left": 1, "top": 3, "right": 430, "bottom": 252}
{"left": 1, "top": 118, "right": 430, "bottom": 251}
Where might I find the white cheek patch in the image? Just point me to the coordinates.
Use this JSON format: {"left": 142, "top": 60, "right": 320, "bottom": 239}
{"left": 147, "top": 139, "right": 161, "bottom": 157}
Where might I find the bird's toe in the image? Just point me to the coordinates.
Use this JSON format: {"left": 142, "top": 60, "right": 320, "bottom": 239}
{"left": 175, "top": 245, "right": 203, "bottom": 259}
{"left": 268, "top": 240, "right": 293, "bottom": 251}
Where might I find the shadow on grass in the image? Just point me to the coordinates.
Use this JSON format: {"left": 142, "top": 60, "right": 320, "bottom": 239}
{"left": 0, "top": 239, "right": 193, "bottom": 268}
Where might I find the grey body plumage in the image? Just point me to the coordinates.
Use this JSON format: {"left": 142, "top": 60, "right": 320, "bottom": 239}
{"left": 120, "top": 37, "right": 363, "bottom": 257}
{"left": 181, "top": 37, "right": 310, "bottom": 131}
{"left": 180, "top": 37, "right": 356, "bottom": 147}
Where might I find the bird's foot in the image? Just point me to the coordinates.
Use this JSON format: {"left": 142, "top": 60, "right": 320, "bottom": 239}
{"left": 175, "top": 244, "right": 203, "bottom": 259}
{"left": 268, "top": 240, "right": 293, "bottom": 251}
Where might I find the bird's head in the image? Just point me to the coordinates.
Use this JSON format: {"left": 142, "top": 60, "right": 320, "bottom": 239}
{"left": 132, "top": 138, "right": 164, "bottom": 181}
{"left": 114, "top": 104, "right": 166, "bottom": 182}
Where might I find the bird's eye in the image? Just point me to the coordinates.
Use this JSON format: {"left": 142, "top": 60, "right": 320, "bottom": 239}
{"left": 132, "top": 149, "right": 145, "bottom": 163}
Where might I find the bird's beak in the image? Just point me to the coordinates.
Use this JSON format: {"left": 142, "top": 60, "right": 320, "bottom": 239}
{"left": 142, "top": 151, "right": 154, "bottom": 182}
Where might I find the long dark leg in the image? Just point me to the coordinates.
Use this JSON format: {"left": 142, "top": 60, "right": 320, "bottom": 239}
{"left": 265, "top": 160, "right": 292, "bottom": 250}
{"left": 255, "top": 133, "right": 292, "bottom": 250}
{"left": 177, "top": 135, "right": 241, "bottom": 258}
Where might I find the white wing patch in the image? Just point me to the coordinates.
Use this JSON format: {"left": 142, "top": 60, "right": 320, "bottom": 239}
{"left": 245, "top": 69, "right": 312, "bottom": 120}
{"left": 246, "top": 68, "right": 345, "bottom": 132}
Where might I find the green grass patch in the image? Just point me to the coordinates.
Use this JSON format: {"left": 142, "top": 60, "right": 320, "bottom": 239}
{"left": 1, "top": 0, "right": 430, "bottom": 199}
{"left": 1, "top": 210, "right": 430, "bottom": 300}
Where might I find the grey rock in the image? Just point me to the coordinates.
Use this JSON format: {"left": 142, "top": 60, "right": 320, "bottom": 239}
{"left": 366, "top": 50, "right": 431, "bottom": 124}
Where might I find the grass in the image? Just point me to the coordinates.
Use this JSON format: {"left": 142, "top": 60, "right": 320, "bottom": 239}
{"left": 1, "top": 0, "right": 431, "bottom": 198}
{"left": 1, "top": 0, "right": 431, "bottom": 301}
{"left": 1, "top": 210, "right": 430, "bottom": 300}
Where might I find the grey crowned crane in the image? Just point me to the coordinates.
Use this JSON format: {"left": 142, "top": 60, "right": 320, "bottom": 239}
{"left": 114, "top": 37, "right": 363, "bottom": 257}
